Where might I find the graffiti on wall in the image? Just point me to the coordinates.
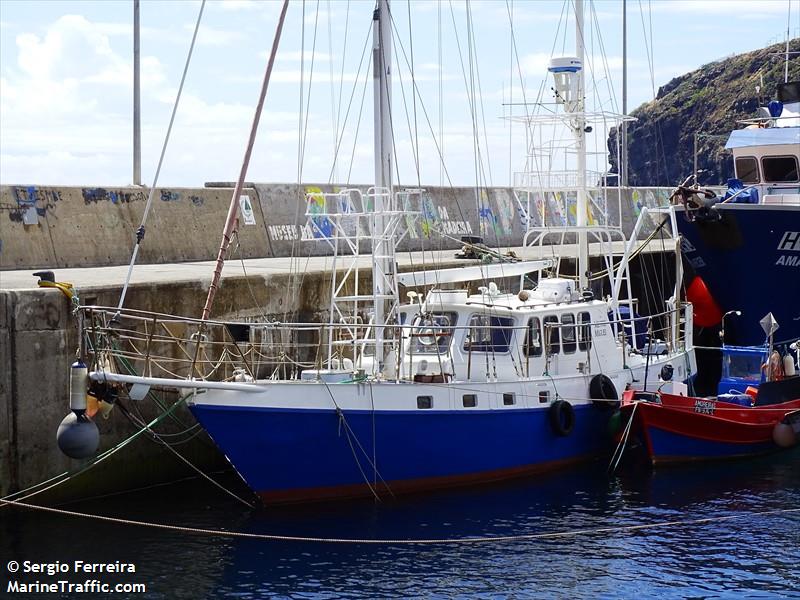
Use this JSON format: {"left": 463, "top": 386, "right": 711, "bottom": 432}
{"left": 5, "top": 186, "right": 63, "bottom": 224}
{"left": 82, "top": 188, "right": 147, "bottom": 205}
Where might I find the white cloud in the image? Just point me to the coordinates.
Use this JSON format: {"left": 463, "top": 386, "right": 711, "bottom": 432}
{"left": 651, "top": 0, "right": 792, "bottom": 16}
{"left": 216, "top": 0, "right": 269, "bottom": 12}
{"left": 193, "top": 23, "right": 245, "bottom": 46}
{"left": 274, "top": 50, "right": 333, "bottom": 62}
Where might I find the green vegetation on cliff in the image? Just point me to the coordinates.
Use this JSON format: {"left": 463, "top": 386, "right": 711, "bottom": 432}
{"left": 609, "top": 39, "right": 799, "bottom": 187}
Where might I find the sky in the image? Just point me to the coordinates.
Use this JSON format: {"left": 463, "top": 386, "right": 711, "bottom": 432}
{"left": 1, "top": 0, "right": 798, "bottom": 188}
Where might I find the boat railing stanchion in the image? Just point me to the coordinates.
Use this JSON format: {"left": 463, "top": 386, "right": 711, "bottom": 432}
{"left": 467, "top": 326, "right": 473, "bottom": 381}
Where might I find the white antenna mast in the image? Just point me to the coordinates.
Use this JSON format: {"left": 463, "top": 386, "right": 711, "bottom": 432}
{"left": 575, "top": 0, "right": 589, "bottom": 289}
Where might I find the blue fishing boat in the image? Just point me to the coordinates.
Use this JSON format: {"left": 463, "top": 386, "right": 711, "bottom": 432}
{"left": 672, "top": 81, "right": 800, "bottom": 347}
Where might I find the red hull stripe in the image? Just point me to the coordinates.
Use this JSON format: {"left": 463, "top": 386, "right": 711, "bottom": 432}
{"left": 257, "top": 456, "right": 592, "bottom": 504}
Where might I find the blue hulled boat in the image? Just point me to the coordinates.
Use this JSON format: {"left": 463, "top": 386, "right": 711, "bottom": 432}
{"left": 673, "top": 81, "right": 800, "bottom": 346}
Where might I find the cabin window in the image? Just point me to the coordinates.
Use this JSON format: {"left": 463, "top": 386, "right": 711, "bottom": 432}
{"left": 524, "top": 317, "right": 543, "bottom": 357}
{"left": 417, "top": 396, "right": 433, "bottom": 409}
{"left": 762, "top": 156, "right": 799, "bottom": 183}
{"left": 539, "top": 390, "right": 550, "bottom": 404}
{"left": 561, "top": 313, "right": 576, "bottom": 354}
{"left": 503, "top": 393, "right": 516, "bottom": 406}
{"left": 463, "top": 315, "right": 514, "bottom": 353}
{"left": 734, "top": 156, "right": 759, "bottom": 184}
{"left": 462, "top": 394, "right": 477, "bottom": 408}
{"left": 411, "top": 312, "right": 456, "bottom": 354}
{"left": 543, "top": 315, "right": 560, "bottom": 354}
{"left": 578, "top": 312, "right": 592, "bottom": 351}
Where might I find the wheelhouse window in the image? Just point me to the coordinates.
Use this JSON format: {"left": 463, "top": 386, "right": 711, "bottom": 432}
{"left": 734, "top": 156, "right": 759, "bottom": 184}
{"left": 463, "top": 315, "right": 515, "bottom": 353}
{"left": 543, "top": 315, "right": 560, "bottom": 354}
{"left": 411, "top": 312, "right": 456, "bottom": 354}
{"left": 561, "top": 313, "right": 576, "bottom": 354}
{"left": 762, "top": 156, "right": 799, "bottom": 183}
{"left": 524, "top": 317, "right": 543, "bottom": 357}
{"left": 578, "top": 312, "right": 592, "bottom": 351}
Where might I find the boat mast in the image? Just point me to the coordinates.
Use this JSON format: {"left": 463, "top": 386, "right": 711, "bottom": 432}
{"left": 575, "top": 0, "right": 589, "bottom": 290}
{"left": 373, "top": 0, "right": 393, "bottom": 191}
{"left": 621, "top": 0, "right": 627, "bottom": 187}
{"left": 133, "top": 0, "right": 141, "bottom": 186}
{"left": 371, "top": 0, "right": 393, "bottom": 369}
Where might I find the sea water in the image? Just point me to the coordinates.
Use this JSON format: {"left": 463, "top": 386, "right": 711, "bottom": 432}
{"left": 1, "top": 449, "right": 798, "bottom": 599}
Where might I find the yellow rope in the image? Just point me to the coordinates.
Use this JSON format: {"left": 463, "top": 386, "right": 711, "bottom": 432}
{"left": 37, "top": 280, "right": 75, "bottom": 300}
{"left": 2, "top": 498, "right": 797, "bottom": 545}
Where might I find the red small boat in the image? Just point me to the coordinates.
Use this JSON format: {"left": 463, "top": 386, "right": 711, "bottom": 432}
{"left": 618, "top": 376, "right": 800, "bottom": 465}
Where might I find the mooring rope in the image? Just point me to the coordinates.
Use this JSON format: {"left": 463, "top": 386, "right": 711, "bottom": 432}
{"left": 0, "top": 399, "right": 187, "bottom": 508}
{"left": 2, "top": 498, "right": 797, "bottom": 546}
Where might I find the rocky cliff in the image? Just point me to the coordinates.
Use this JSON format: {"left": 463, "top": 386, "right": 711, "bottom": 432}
{"left": 608, "top": 38, "right": 800, "bottom": 187}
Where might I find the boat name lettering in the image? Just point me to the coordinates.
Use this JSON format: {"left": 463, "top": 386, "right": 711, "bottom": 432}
{"left": 775, "top": 255, "right": 800, "bottom": 267}
{"left": 689, "top": 256, "right": 706, "bottom": 269}
{"left": 593, "top": 325, "right": 608, "bottom": 337}
{"left": 777, "top": 231, "right": 800, "bottom": 252}
{"left": 693, "top": 399, "right": 715, "bottom": 415}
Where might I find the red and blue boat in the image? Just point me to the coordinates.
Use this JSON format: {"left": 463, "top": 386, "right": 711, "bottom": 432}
{"left": 618, "top": 377, "right": 800, "bottom": 465}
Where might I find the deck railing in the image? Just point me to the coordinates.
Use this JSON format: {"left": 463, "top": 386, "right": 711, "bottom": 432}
{"left": 79, "top": 302, "right": 692, "bottom": 391}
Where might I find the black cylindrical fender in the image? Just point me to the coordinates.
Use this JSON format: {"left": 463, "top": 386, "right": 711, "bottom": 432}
{"left": 549, "top": 400, "right": 575, "bottom": 437}
{"left": 589, "top": 374, "right": 619, "bottom": 409}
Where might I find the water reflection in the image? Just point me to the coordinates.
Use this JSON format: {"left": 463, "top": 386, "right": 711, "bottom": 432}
{"left": 1, "top": 449, "right": 798, "bottom": 599}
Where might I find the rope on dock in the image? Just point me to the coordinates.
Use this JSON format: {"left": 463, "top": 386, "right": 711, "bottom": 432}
{"left": 2, "top": 498, "right": 797, "bottom": 546}
{"left": 0, "top": 398, "right": 186, "bottom": 507}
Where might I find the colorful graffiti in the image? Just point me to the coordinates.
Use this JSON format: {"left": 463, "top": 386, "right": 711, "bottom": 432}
{"left": 7, "top": 186, "right": 63, "bottom": 224}
{"left": 304, "top": 186, "right": 334, "bottom": 239}
{"left": 160, "top": 190, "right": 180, "bottom": 202}
{"left": 419, "top": 193, "right": 441, "bottom": 238}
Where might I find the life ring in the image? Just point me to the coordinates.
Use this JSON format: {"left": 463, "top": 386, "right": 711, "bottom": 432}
{"left": 549, "top": 400, "right": 575, "bottom": 437}
{"left": 589, "top": 374, "right": 619, "bottom": 408}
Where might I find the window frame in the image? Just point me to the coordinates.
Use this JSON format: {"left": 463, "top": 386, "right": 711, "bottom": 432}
{"left": 734, "top": 155, "right": 760, "bottom": 184}
{"left": 542, "top": 315, "right": 560, "bottom": 355}
{"left": 410, "top": 312, "right": 458, "bottom": 355}
{"left": 761, "top": 155, "right": 799, "bottom": 183}
{"left": 524, "top": 317, "right": 543, "bottom": 357}
{"left": 417, "top": 396, "right": 433, "bottom": 409}
{"left": 462, "top": 314, "right": 515, "bottom": 354}
{"left": 578, "top": 311, "right": 592, "bottom": 351}
{"left": 561, "top": 313, "right": 577, "bottom": 354}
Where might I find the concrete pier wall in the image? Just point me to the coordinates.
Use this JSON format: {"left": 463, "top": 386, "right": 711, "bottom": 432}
{"left": 1, "top": 183, "right": 673, "bottom": 270}
{"left": 0, "top": 267, "right": 332, "bottom": 500}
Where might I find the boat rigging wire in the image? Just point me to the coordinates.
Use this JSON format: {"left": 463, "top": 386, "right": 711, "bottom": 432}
{"left": 3, "top": 497, "right": 797, "bottom": 546}
{"left": 114, "top": 398, "right": 256, "bottom": 509}
{"left": 0, "top": 399, "right": 187, "bottom": 508}
{"left": 607, "top": 401, "right": 637, "bottom": 474}
{"left": 115, "top": 0, "right": 206, "bottom": 315}
{"left": 407, "top": 0, "right": 421, "bottom": 187}
{"left": 202, "top": 0, "right": 290, "bottom": 321}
